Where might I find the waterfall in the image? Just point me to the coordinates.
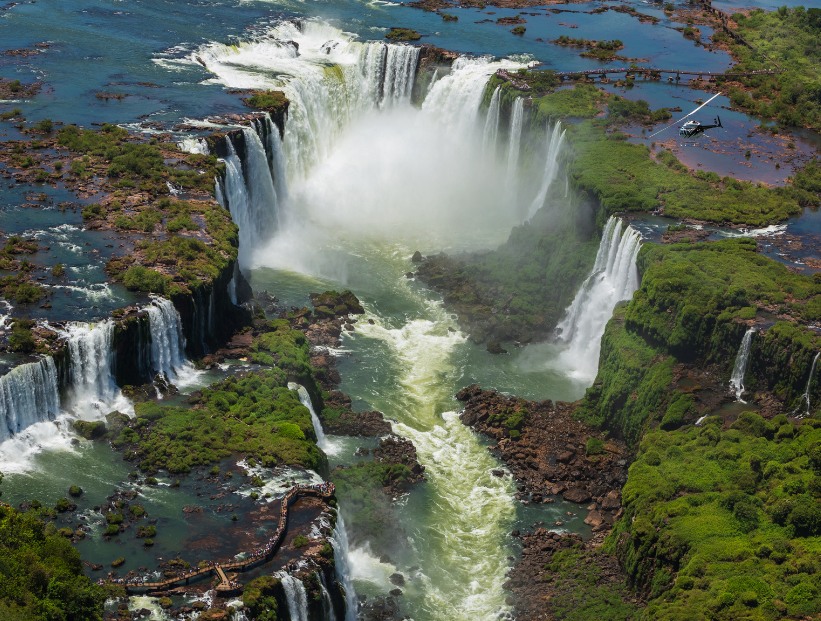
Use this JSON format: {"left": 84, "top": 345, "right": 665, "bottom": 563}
{"left": 382, "top": 44, "right": 420, "bottom": 105}
{"left": 526, "top": 121, "right": 567, "bottom": 220}
{"left": 221, "top": 140, "right": 253, "bottom": 265}
{"left": 482, "top": 86, "right": 501, "bottom": 152}
{"left": 319, "top": 572, "right": 338, "bottom": 621}
{"left": 192, "top": 21, "right": 423, "bottom": 180}
{"left": 505, "top": 97, "right": 524, "bottom": 192}
{"left": 553, "top": 217, "right": 642, "bottom": 383}
{"left": 60, "top": 321, "right": 132, "bottom": 416}
{"left": 0, "top": 357, "right": 61, "bottom": 442}
{"left": 729, "top": 328, "right": 755, "bottom": 402}
{"left": 795, "top": 351, "right": 820, "bottom": 417}
{"left": 422, "top": 57, "right": 524, "bottom": 135}
{"left": 244, "top": 127, "right": 280, "bottom": 236}
{"left": 288, "top": 382, "right": 337, "bottom": 455}
{"left": 279, "top": 573, "right": 309, "bottom": 621}
{"left": 262, "top": 114, "right": 289, "bottom": 203}
{"left": 146, "top": 296, "right": 197, "bottom": 386}
{"left": 331, "top": 513, "right": 358, "bottom": 621}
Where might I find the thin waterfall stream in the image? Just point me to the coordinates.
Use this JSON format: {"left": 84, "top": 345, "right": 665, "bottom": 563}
{"left": 729, "top": 327, "right": 755, "bottom": 402}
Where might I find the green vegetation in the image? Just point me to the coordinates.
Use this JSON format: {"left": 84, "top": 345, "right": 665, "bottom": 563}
{"left": 543, "top": 545, "right": 640, "bottom": 620}
{"left": 0, "top": 503, "right": 105, "bottom": 620}
{"left": 552, "top": 36, "right": 626, "bottom": 60}
{"left": 242, "top": 90, "right": 289, "bottom": 116}
{"left": 0, "top": 108, "right": 22, "bottom": 121}
{"left": 484, "top": 81, "right": 815, "bottom": 225}
{"left": 0, "top": 276, "right": 45, "bottom": 305}
{"left": 115, "top": 369, "right": 322, "bottom": 474}
{"left": 106, "top": 198, "right": 237, "bottom": 295}
{"left": 568, "top": 120, "right": 804, "bottom": 224}
{"left": 717, "top": 7, "right": 821, "bottom": 130}
{"left": 119, "top": 265, "right": 172, "bottom": 294}
{"left": 250, "top": 319, "right": 313, "bottom": 385}
{"left": 609, "top": 415, "right": 821, "bottom": 620}
{"left": 243, "top": 575, "right": 281, "bottom": 621}
{"left": 113, "top": 319, "right": 329, "bottom": 473}
{"left": 606, "top": 96, "right": 671, "bottom": 125}
{"left": 57, "top": 125, "right": 219, "bottom": 194}
{"left": 511, "top": 26, "right": 526, "bottom": 36}
{"left": 53, "top": 124, "right": 236, "bottom": 295}
{"left": 8, "top": 319, "right": 37, "bottom": 353}
{"left": 385, "top": 27, "right": 422, "bottom": 41}
{"left": 581, "top": 239, "right": 820, "bottom": 445}
{"left": 292, "top": 534, "right": 310, "bottom": 548}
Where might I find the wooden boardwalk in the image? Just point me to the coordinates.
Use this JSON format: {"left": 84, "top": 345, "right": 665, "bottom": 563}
{"left": 496, "top": 66, "right": 779, "bottom": 90}
{"left": 104, "top": 483, "right": 335, "bottom": 596}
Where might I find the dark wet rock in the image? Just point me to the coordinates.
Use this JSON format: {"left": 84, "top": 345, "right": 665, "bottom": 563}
{"left": 72, "top": 419, "right": 107, "bottom": 440}
{"left": 389, "top": 572, "right": 406, "bottom": 586}
{"left": 411, "top": 250, "right": 423, "bottom": 263}
{"left": 486, "top": 340, "right": 508, "bottom": 355}
{"left": 358, "top": 594, "right": 403, "bottom": 621}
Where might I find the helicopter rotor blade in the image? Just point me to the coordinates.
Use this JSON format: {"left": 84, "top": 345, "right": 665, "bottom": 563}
{"left": 647, "top": 92, "right": 722, "bottom": 139}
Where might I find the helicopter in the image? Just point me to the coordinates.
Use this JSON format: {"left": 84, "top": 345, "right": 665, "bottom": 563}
{"left": 649, "top": 92, "right": 723, "bottom": 140}
{"left": 678, "top": 116, "right": 722, "bottom": 137}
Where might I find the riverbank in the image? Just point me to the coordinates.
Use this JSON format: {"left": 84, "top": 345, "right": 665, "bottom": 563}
{"left": 457, "top": 236, "right": 819, "bottom": 620}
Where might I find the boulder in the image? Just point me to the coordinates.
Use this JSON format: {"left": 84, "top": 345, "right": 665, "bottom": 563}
{"left": 562, "top": 487, "right": 592, "bottom": 504}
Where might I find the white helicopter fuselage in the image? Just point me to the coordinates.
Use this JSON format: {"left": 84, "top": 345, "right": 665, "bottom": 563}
{"left": 679, "top": 120, "right": 701, "bottom": 137}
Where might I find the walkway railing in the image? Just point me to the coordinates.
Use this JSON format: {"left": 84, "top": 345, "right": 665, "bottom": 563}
{"left": 102, "top": 483, "right": 335, "bottom": 595}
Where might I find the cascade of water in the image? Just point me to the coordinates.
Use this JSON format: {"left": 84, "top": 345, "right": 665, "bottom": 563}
{"left": 553, "top": 217, "right": 642, "bottom": 383}
{"left": 729, "top": 328, "right": 755, "bottom": 402}
{"left": 482, "top": 86, "right": 501, "bottom": 152}
{"left": 221, "top": 139, "right": 254, "bottom": 265}
{"left": 526, "top": 121, "right": 567, "bottom": 220}
{"left": 331, "top": 513, "right": 358, "bottom": 621}
{"left": 146, "top": 296, "right": 197, "bottom": 385}
{"left": 231, "top": 611, "right": 250, "bottom": 621}
{"left": 422, "top": 57, "right": 525, "bottom": 136}
{"left": 262, "top": 114, "right": 289, "bottom": 204}
{"left": 505, "top": 96, "right": 524, "bottom": 192}
{"left": 279, "top": 573, "right": 309, "bottom": 621}
{"left": 288, "top": 382, "right": 337, "bottom": 455}
{"left": 193, "top": 21, "right": 422, "bottom": 181}
{"left": 382, "top": 44, "right": 420, "bottom": 105}
{"left": 60, "top": 321, "right": 132, "bottom": 416}
{"left": 795, "top": 351, "right": 820, "bottom": 416}
{"left": 243, "top": 126, "right": 280, "bottom": 235}
{"left": 318, "top": 572, "right": 338, "bottom": 621}
{"left": 0, "top": 357, "right": 61, "bottom": 442}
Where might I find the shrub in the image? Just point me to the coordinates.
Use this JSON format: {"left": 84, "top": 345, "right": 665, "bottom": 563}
{"left": 586, "top": 437, "right": 605, "bottom": 455}
{"left": 121, "top": 266, "right": 169, "bottom": 293}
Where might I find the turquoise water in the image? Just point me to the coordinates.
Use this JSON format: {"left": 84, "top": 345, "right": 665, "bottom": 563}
{"left": 0, "top": 1, "right": 817, "bottom": 619}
